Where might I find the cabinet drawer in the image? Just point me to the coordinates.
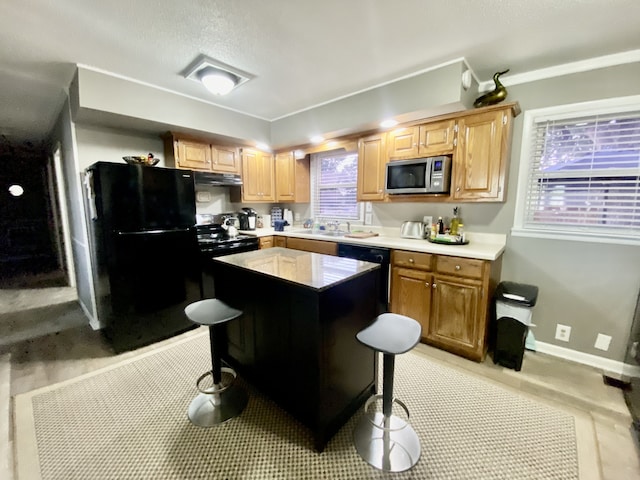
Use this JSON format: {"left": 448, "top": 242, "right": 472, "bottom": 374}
{"left": 392, "top": 250, "right": 432, "bottom": 270}
{"left": 286, "top": 237, "right": 337, "bottom": 256}
{"left": 435, "top": 256, "right": 484, "bottom": 279}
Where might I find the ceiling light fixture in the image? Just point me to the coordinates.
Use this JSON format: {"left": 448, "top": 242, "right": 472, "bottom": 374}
{"left": 183, "top": 54, "right": 254, "bottom": 96}
{"left": 198, "top": 67, "right": 238, "bottom": 96}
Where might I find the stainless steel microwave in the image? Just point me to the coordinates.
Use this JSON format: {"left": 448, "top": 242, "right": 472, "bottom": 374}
{"left": 384, "top": 156, "right": 452, "bottom": 194}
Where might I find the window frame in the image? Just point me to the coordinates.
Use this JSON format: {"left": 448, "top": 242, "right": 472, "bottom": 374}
{"left": 310, "top": 149, "right": 363, "bottom": 222}
{"left": 512, "top": 95, "right": 640, "bottom": 246}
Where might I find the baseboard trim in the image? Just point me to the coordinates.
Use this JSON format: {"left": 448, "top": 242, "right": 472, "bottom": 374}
{"left": 535, "top": 341, "right": 640, "bottom": 378}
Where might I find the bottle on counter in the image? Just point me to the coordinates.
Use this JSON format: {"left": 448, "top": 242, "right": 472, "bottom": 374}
{"left": 430, "top": 222, "right": 437, "bottom": 239}
{"left": 450, "top": 206, "right": 461, "bottom": 236}
{"left": 437, "top": 216, "right": 445, "bottom": 235}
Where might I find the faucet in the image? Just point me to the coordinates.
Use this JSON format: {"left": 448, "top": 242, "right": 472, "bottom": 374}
{"left": 346, "top": 222, "right": 351, "bottom": 233}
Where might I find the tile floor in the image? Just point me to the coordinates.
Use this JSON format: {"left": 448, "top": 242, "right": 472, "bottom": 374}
{"left": 1, "top": 286, "right": 639, "bottom": 480}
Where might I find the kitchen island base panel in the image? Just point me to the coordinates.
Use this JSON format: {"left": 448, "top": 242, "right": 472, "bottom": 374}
{"left": 212, "top": 260, "right": 380, "bottom": 451}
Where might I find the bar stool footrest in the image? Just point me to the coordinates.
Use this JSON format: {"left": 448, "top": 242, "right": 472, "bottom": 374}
{"left": 354, "top": 394, "right": 421, "bottom": 472}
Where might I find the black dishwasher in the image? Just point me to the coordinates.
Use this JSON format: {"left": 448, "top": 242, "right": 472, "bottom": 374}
{"left": 337, "top": 243, "right": 390, "bottom": 313}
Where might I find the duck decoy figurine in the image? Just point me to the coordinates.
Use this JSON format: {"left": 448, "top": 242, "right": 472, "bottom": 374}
{"left": 473, "top": 69, "right": 509, "bottom": 108}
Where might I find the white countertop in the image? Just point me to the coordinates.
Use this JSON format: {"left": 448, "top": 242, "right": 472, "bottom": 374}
{"left": 239, "top": 226, "right": 506, "bottom": 261}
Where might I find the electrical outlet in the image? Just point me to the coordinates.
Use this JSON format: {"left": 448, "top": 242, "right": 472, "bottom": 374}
{"left": 364, "top": 213, "right": 372, "bottom": 225}
{"left": 555, "top": 324, "right": 571, "bottom": 342}
{"left": 594, "top": 334, "right": 612, "bottom": 351}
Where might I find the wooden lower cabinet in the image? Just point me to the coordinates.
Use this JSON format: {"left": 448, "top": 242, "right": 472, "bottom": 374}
{"left": 390, "top": 250, "right": 501, "bottom": 362}
{"left": 390, "top": 267, "right": 432, "bottom": 332}
{"left": 286, "top": 237, "right": 337, "bottom": 255}
{"left": 259, "top": 236, "right": 274, "bottom": 249}
{"left": 428, "top": 274, "right": 482, "bottom": 359}
{"left": 274, "top": 236, "right": 287, "bottom": 247}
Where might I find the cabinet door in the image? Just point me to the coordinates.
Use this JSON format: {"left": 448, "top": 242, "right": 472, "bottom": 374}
{"left": 176, "top": 140, "right": 212, "bottom": 171}
{"left": 357, "top": 134, "right": 387, "bottom": 201}
{"left": 212, "top": 145, "right": 240, "bottom": 174}
{"left": 257, "top": 151, "right": 275, "bottom": 201}
{"left": 428, "top": 275, "right": 483, "bottom": 360}
{"left": 387, "top": 127, "right": 419, "bottom": 159}
{"left": 419, "top": 120, "right": 455, "bottom": 156}
{"left": 276, "top": 151, "right": 295, "bottom": 202}
{"left": 453, "top": 110, "right": 508, "bottom": 201}
{"left": 390, "top": 267, "right": 432, "bottom": 335}
{"left": 259, "top": 236, "right": 274, "bottom": 249}
{"left": 274, "top": 236, "right": 287, "bottom": 247}
{"left": 242, "top": 149, "right": 275, "bottom": 202}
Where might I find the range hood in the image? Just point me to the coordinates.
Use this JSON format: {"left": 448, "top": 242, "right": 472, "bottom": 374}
{"left": 194, "top": 171, "right": 242, "bottom": 186}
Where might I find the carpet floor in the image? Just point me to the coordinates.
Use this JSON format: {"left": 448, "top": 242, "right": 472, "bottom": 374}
{"left": 13, "top": 331, "right": 601, "bottom": 479}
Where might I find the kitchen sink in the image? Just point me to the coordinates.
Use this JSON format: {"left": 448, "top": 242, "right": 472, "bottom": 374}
{"left": 290, "top": 228, "right": 347, "bottom": 237}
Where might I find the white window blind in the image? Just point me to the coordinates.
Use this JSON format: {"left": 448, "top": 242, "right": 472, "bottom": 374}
{"left": 522, "top": 108, "right": 640, "bottom": 239}
{"left": 311, "top": 151, "right": 361, "bottom": 220}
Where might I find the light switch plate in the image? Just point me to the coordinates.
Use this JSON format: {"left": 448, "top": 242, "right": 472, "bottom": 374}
{"left": 594, "top": 334, "right": 612, "bottom": 351}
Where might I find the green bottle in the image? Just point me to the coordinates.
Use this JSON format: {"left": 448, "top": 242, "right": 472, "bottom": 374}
{"left": 450, "top": 207, "right": 461, "bottom": 236}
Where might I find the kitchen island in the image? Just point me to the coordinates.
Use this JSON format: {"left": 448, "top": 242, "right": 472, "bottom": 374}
{"left": 210, "top": 247, "right": 381, "bottom": 451}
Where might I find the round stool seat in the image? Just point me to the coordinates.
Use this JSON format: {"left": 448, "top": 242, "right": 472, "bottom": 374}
{"left": 184, "top": 298, "right": 243, "bottom": 326}
{"left": 356, "top": 313, "right": 421, "bottom": 355}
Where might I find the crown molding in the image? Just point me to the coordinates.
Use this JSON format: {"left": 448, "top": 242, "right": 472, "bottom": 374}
{"left": 478, "top": 49, "right": 640, "bottom": 92}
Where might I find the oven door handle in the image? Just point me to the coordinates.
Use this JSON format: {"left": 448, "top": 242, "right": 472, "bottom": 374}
{"left": 117, "top": 228, "right": 192, "bottom": 235}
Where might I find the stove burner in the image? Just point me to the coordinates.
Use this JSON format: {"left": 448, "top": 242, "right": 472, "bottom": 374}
{"left": 196, "top": 224, "right": 259, "bottom": 256}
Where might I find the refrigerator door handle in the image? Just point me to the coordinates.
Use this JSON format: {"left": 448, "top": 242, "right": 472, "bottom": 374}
{"left": 84, "top": 171, "right": 98, "bottom": 220}
{"left": 116, "top": 228, "right": 192, "bottom": 236}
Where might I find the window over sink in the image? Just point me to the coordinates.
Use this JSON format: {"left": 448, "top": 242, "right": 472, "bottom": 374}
{"left": 310, "top": 150, "right": 363, "bottom": 221}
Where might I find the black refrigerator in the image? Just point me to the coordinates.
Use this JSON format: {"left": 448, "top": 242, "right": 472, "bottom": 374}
{"left": 84, "top": 162, "right": 201, "bottom": 352}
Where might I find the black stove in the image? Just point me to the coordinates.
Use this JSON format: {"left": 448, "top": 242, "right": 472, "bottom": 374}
{"left": 196, "top": 223, "right": 260, "bottom": 298}
{"left": 196, "top": 224, "right": 260, "bottom": 256}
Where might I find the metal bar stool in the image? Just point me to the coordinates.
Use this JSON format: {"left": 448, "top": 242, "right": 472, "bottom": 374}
{"left": 184, "top": 299, "right": 248, "bottom": 427}
{"left": 353, "top": 312, "right": 422, "bottom": 472}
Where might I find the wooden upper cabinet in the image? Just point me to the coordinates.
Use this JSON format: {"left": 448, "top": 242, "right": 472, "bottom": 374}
{"left": 214, "top": 145, "right": 241, "bottom": 173}
{"left": 163, "top": 133, "right": 240, "bottom": 174}
{"left": 275, "top": 151, "right": 310, "bottom": 203}
{"left": 176, "top": 139, "right": 212, "bottom": 171}
{"left": 419, "top": 120, "right": 456, "bottom": 157}
{"left": 357, "top": 133, "right": 387, "bottom": 201}
{"left": 452, "top": 108, "right": 513, "bottom": 202}
{"left": 240, "top": 148, "right": 275, "bottom": 202}
{"left": 387, "top": 120, "right": 455, "bottom": 160}
{"left": 276, "top": 151, "right": 295, "bottom": 202}
{"left": 387, "top": 127, "right": 419, "bottom": 159}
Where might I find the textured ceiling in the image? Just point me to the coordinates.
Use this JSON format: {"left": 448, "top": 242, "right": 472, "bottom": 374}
{"left": 1, "top": 0, "right": 640, "bottom": 143}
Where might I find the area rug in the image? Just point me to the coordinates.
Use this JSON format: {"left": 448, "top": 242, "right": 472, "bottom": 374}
{"left": 13, "top": 331, "right": 601, "bottom": 479}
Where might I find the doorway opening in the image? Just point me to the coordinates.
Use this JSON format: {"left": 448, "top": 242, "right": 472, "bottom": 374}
{"left": 0, "top": 139, "right": 69, "bottom": 289}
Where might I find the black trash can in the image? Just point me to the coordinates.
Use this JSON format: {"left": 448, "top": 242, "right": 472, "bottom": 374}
{"left": 493, "top": 281, "right": 539, "bottom": 371}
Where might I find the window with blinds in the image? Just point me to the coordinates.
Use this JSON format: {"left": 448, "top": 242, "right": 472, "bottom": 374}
{"left": 516, "top": 99, "right": 640, "bottom": 242}
{"left": 310, "top": 150, "right": 361, "bottom": 220}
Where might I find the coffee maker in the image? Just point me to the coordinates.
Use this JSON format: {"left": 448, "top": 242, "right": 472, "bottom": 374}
{"left": 238, "top": 207, "right": 257, "bottom": 230}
